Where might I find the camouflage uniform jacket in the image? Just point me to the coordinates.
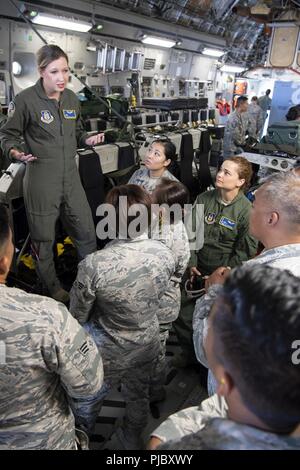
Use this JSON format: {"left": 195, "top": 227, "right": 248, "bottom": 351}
{"left": 247, "top": 103, "right": 264, "bottom": 138}
{"left": 258, "top": 95, "right": 272, "bottom": 112}
{"left": 128, "top": 167, "right": 178, "bottom": 193}
{"left": 154, "top": 395, "right": 300, "bottom": 450}
{"left": 223, "top": 111, "right": 250, "bottom": 158}
{"left": 0, "top": 285, "right": 103, "bottom": 450}
{"left": 189, "top": 189, "right": 258, "bottom": 276}
{"left": 155, "top": 219, "right": 190, "bottom": 324}
{"left": 70, "top": 234, "right": 176, "bottom": 368}
{"left": 193, "top": 243, "right": 300, "bottom": 368}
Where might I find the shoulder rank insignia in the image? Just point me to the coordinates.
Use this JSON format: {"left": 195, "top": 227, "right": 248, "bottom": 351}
{"left": 41, "top": 110, "right": 54, "bottom": 124}
{"left": 205, "top": 212, "right": 216, "bottom": 224}
{"left": 219, "top": 216, "right": 236, "bottom": 230}
{"left": 63, "top": 109, "right": 76, "bottom": 119}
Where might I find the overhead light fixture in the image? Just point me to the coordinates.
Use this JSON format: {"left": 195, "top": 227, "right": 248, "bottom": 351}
{"left": 141, "top": 35, "right": 176, "bottom": 48}
{"left": 221, "top": 64, "right": 246, "bottom": 73}
{"left": 31, "top": 13, "right": 92, "bottom": 32}
{"left": 86, "top": 40, "right": 97, "bottom": 52}
{"left": 202, "top": 48, "right": 225, "bottom": 57}
{"left": 12, "top": 61, "right": 22, "bottom": 76}
{"left": 28, "top": 10, "right": 38, "bottom": 18}
{"left": 267, "top": 21, "right": 297, "bottom": 28}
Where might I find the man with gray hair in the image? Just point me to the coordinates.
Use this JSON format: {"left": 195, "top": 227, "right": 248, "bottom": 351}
{"left": 147, "top": 170, "right": 300, "bottom": 448}
{"left": 148, "top": 265, "right": 300, "bottom": 450}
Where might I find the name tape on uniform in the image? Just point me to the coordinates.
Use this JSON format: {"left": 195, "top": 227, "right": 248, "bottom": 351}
{"left": 63, "top": 109, "right": 76, "bottom": 119}
{"left": 219, "top": 216, "right": 236, "bottom": 230}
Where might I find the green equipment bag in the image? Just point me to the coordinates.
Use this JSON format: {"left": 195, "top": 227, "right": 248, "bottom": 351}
{"left": 262, "top": 120, "right": 300, "bottom": 155}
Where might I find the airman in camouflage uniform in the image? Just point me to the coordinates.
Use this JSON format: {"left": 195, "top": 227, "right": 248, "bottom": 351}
{"left": 258, "top": 89, "right": 272, "bottom": 124}
{"left": 69, "top": 233, "right": 176, "bottom": 448}
{"left": 223, "top": 96, "right": 252, "bottom": 158}
{"left": 247, "top": 97, "right": 264, "bottom": 139}
{"left": 193, "top": 242, "right": 300, "bottom": 395}
{"left": 150, "top": 265, "right": 300, "bottom": 450}
{"left": 155, "top": 397, "right": 300, "bottom": 450}
{"left": 150, "top": 218, "right": 191, "bottom": 401}
{"left": 128, "top": 167, "right": 178, "bottom": 193}
{"left": 0, "top": 285, "right": 103, "bottom": 450}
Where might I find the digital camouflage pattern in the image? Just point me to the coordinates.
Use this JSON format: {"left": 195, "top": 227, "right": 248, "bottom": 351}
{"left": 247, "top": 103, "right": 264, "bottom": 138}
{"left": 128, "top": 167, "right": 178, "bottom": 193}
{"left": 70, "top": 234, "right": 176, "bottom": 441}
{"left": 157, "top": 219, "right": 191, "bottom": 325}
{"left": 157, "top": 407, "right": 300, "bottom": 449}
{"left": 0, "top": 285, "right": 103, "bottom": 450}
{"left": 152, "top": 389, "right": 300, "bottom": 450}
{"left": 223, "top": 110, "right": 252, "bottom": 158}
{"left": 193, "top": 242, "right": 300, "bottom": 372}
{"left": 150, "top": 220, "right": 190, "bottom": 399}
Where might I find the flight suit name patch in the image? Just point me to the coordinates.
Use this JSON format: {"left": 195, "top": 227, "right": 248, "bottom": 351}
{"left": 63, "top": 109, "right": 76, "bottom": 119}
{"left": 41, "top": 110, "right": 54, "bottom": 124}
{"left": 219, "top": 216, "right": 236, "bottom": 230}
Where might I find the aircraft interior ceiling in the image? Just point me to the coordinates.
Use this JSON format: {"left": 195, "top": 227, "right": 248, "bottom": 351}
{"left": 1, "top": 0, "right": 300, "bottom": 69}
{"left": 77, "top": 0, "right": 300, "bottom": 67}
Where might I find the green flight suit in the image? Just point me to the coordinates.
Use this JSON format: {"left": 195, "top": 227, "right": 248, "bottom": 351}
{"left": 0, "top": 79, "right": 97, "bottom": 294}
{"left": 174, "top": 189, "right": 258, "bottom": 363}
{"left": 192, "top": 189, "right": 258, "bottom": 274}
{"left": 0, "top": 113, "right": 8, "bottom": 170}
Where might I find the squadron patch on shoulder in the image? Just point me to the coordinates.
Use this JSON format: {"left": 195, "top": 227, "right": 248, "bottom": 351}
{"left": 63, "top": 109, "right": 76, "bottom": 119}
{"left": 205, "top": 212, "right": 216, "bottom": 224}
{"left": 8, "top": 101, "right": 15, "bottom": 118}
{"left": 41, "top": 110, "right": 54, "bottom": 124}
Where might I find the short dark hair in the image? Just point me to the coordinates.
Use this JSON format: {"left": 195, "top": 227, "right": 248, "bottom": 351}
{"left": 266, "top": 89, "right": 271, "bottom": 95}
{"left": 37, "top": 45, "right": 69, "bottom": 70}
{"left": 105, "top": 184, "right": 152, "bottom": 238}
{"left": 251, "top": 96, "right": 258, "bottom": 102}
{"left": 286, "top": 104, "right": 300, "bottom": 121}
{"left": 213, "top": 264, "right": 300, "bottom": 433}
{"left": 152, "top": 178, "right": 189, "bottom": 207}
{"left": 152, "top": 140, "right": 177, "bottom": 162}
{"left": 0, "top": 204, "right": 10, "bottom": 254}
{"left": 152, "top": 178, "right": 189, "bottom": 223}
{"left": 236, "top": 96, "right": 248, "bottom": 107}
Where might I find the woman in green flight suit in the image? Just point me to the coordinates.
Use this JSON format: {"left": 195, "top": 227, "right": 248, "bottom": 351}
{"left": 173, "top": 156, "right": 258, "bottom": 367}
{"left": 0, "top": 45, "right": 104, "bottom": 303}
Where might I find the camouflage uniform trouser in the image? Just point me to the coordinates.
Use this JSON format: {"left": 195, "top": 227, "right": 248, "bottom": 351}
{"left": 150, "top": 326, "right": 171, "bottom": 400}
{"left": 74, "top": 322, "right": 157, "bottom": 440}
